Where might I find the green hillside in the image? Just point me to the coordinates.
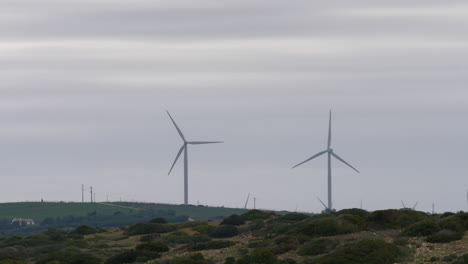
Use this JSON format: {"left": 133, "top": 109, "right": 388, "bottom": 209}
{"left": 0, "top": 202, "right": 135, "bottom": 222}
{"left": 112, "top": 202, "right": 249, "bottom": 220}
{"left": 0, "top": 202, "right": 250, "bottom": 237}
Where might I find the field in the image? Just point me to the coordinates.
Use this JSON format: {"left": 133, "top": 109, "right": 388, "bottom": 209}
{"left": 0, "top": 202, "right": 135, "bottom": 222}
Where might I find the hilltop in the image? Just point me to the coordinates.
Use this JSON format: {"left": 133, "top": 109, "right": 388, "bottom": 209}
{"left": 0, "top": 208, "right": 466, "bottom": 264}
{"left": 0, "top": 202, "right": 248, "bottom": 237}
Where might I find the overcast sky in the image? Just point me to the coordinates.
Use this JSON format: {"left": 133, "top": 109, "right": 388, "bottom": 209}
{"left": 1, "top": 0, "right": 467, "bottom": 213}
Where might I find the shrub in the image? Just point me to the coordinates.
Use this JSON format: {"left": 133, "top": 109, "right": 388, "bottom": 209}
{"left": 279, "top": 213, "right": 310, "bottom": 222}
{"left": 298, "top": 239, "right": 339, "bottom": 256}
{"left": 368, "top": 210, "right": 426, "bottom": 229}
{"left": 336, "top": 208, "right": 370, "bottom": 218}
{"left": 150, "top": 217, "right": 168, "bottom": 224}
{"left": 222, "top": 215, "right": 246, "bottom": 226}
{"left": 269, "top": 236, "right": 299, "bottom": 254}
{"left": 241, "top": 210, "right": 275, "bottom": 221}
{"left": 136, "top": 242, "right": 169, "bottom": 252}
{"left": 393, "top": 236, "right": 409, "bottom": 246}
{"left": 426, "top": 229, "right": 464, "bottom": 243}
{"left": 71, "top": 225, "right": 99, "bottom": 235}
{"left": 210, "top": 225, "right": 240, "bottom": 238}
{"left": 340, "top": 214, "right": 366, "bottom": 226}
{"left": 225, "top": 257, "right": 236, "bottom": 264}
{"left": 105, "top": 250, "right": 137, "bottom": 264}
{"left": 140, "top": 234, "right": 160, "bottom": 242}
{"left": 163, "top": 233, "right": 211, "bottom": 244}
{"left": 125, "top": 223, "right": 175, "bottom": 236}
{"left": 297, "top": 217, "right": 358, "bottom": 237}
{"left": 193, "top": 225, "right": 215, "bottom": 234}
{"left": 44, "top": 229, "right": 68, "bottom": 242}
{"left": 172, "top": 252, "right": 205, "bottom": 264}
{"left": 248, "top": 220, "right": 265, "bottom": 231}
{"left": 37, "top": 252, "right": 101, "bottom": 264}
{"left": 403, "top": 220, "right": 440, "bottom": 237}
{"left": 0, "top": 247, "right": 26, "bottom": 261}
{"left": 265, "top": 222, "right": 293, "bottom": 235}
{"left": 313, "top": 238, "right": 404, "bottom": 264}
{"left": 439, "top": 215, "right": 466, "bottom": 232}
{"left": 237, "top": 248, "right": 277, "bottom": 264}
{"left": 190, "top": 240, "right": 235, "bottom": 251}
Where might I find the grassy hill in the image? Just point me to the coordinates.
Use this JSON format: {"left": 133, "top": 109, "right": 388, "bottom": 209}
{"left": 0, "top": 202, "right": 135, "bottom": 222}
{"left": 0, "top": 202, "right": 249, "bottom": 237}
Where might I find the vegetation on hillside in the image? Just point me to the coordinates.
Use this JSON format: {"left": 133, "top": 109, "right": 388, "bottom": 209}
{"left": 0, "top": 208, "right": 465, "bottom": 264}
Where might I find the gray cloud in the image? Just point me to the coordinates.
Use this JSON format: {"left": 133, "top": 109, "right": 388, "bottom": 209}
{"left": 0, "top": 0, "right": 466, "bottom": 213}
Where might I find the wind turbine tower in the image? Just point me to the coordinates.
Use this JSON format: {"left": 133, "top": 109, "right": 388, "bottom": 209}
{"left": 293, "top": 111, "right": 359, "bottom": 211}
{"left": 167, "top": 111, "right": 223, "bottom": 205}
{"left": 90, "top": 186, "right": 93, "bottom": 203}
{"left": 81, "top": 184, "right": 84, "bottom": 203}
{"left": 244, "top": 193, "right": 250, "bottom": 209}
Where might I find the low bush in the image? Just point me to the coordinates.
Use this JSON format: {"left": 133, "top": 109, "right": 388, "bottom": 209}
{"left": 393, "top": 236, "right": 409, "bottom": 246}
{"left": 210, "top": 225, "right": 240, "bottom": 238}
{"left": 150, "top": 217, "right": 168, "bottom": 224}
{"left": 171, "top": 252, "right": 205, "bottom": 264}
{"left": 71, "top": 225, "right": 99, "bottom": 235}
{"left": 37, "top": 251, "right": 101, "bottom": 264}
{"left": 297, "top": 217, "right": 358, "bottom": 237}
{"left": 403, "top": 220, "right": 440, "bottom": 237}
{"left": 190, "top": 240, "right": 235, "bottom": 251}
{"left": 426, "top": 229, "right": 464, "bottom": 243}
{"left": 269, "top": 236, "right": 299, "bottom": 254}
{"left": 125, "top": 223, "right": 175, "bottom": 236}
{"left": 193, "top": 224, "right": 215, "bottom": 234}
{"left": 236, "top": 248, "right": 277, "bottom": 264}
{"left": 105, "top": 250, "right": 137, "bottom": 264}
{"left": 140, "top": 234, "right": 160, "bottom": 242}
{"left": 336, "top": 208, "right": 370, "bottom": 218}
{"left": 278, "top": 213, "right": 310, "bottom": 222}
{"left": 163, "top": 233, "right": 211, "bottom": 244}
{"left": 312, "top": 238, "right": 404, "bottom": 264}
{"left": 368, "top": 210, "right": 426, "bottom": 229}
{"left": 222, "top": 215, "right": 246, "bottom": 226}
{"left": 241, "top": 210, "right": 275, "bottom": 221}
{"left": 136, "top": 242, "right": 169, "bottom": 252}
{"left": 439, "top": 215, "right": 466, "bottom": 232}
{"left": 298, "top": 238, "right": 339, "bottom": 256}
{"left": 248, "top": 220, "right": 265, "bottom": 231}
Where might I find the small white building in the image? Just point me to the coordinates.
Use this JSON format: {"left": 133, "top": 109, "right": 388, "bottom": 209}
{"left": 11, "top": 218, "right": 35, "bottom": 226}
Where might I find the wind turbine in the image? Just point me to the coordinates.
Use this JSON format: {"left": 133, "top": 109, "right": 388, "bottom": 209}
{"left": 166, "top": 111, "right": 223, "bottom": 205}
{"left": 401, "top": 201, "right": 418, "bottom": 210}
{"left": 292, "top": 110, "right": 359, "bottom": 211}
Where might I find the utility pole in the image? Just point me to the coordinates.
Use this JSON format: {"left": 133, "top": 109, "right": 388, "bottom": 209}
{"left": 81, "top": 184, "right": 84, "bottom": 203}
{"left": 90, "top": 186, "right": 93, "bottom": 203}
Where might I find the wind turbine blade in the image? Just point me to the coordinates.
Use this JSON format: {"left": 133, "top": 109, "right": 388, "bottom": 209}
{"left": 314, "top": 194, "right": 328, "bottom": 209}
{"left": 168, "top": 145, "right": 185, "bottom": 175}
{"left": 188, "top": 141, "right": 224, "bottom": 145}
{"left": 292, "top": 150, "right": 327, "bottom": 169}
{"left": 412, "top": 202, "right": 419, "bottom": 210}
{"left": 244, "top": 193, "right": 250, "bottom": 209}
{"left": 331, "top": 152, "right": 360, "bottom": 173}
{"left": 166, "top": 111, "right": 186, "bottom": 141}
{"left": 401, "top": 201, "right": 406, "bottom": 208}
{"left": 328, "top": 110, "right": 332, "bottom": 149}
